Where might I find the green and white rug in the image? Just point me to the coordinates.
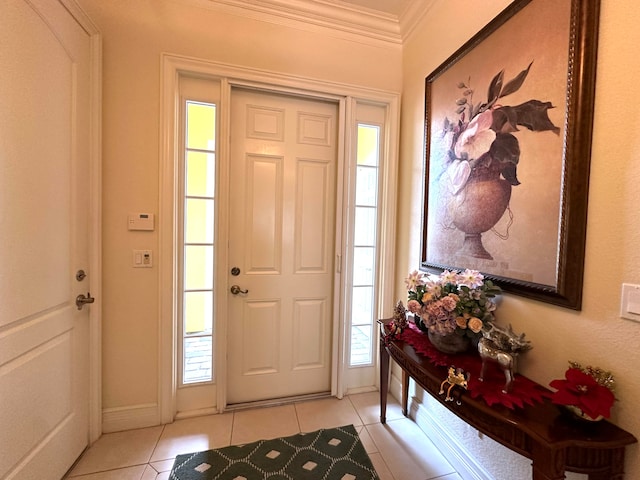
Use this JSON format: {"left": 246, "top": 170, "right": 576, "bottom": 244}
{"left": 169, "top": 424, "right": 380, "bottom": 480}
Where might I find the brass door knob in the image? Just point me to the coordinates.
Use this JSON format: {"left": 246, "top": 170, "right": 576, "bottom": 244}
{"left": 230, "top": 285, "right": 249, "bottom": 295}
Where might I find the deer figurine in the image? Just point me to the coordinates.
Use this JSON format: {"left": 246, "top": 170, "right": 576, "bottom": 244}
{"left": 478, "top": 324, "right": 532, "bottom": 394}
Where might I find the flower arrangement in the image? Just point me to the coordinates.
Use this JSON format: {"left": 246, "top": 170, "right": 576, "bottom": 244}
{"left": 442, "top": 62, "right": 560, "bottom": 195}
{"left": 549, "top": 361, "right": 616, "bottom": 421}
{"left": 405, "top": 269, "right": 501, "bottom": 339}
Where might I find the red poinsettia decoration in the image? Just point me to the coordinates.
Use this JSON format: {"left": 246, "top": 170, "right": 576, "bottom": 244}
{"left": 549, "top": 366, "right": 616, "bottom": 420}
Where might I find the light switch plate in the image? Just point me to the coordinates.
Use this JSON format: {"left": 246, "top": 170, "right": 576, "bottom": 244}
{"left": 620, "top": 283, "right": 640, "bottom": 322}
{"left": 133, "top": 250, "right": 153, "bottom": 268}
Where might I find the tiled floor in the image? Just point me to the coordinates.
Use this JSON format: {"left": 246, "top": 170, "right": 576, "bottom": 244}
{"left": 65, "top": 392, "right": 462, "bottom": 480}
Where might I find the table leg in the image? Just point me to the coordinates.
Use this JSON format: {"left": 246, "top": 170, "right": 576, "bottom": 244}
{"left": 379, "top": 340, "right": 389, "bottom": 424}
{"left": 531, "top": 443, "right": 566, "bottom": 480}
{"left": 402, "top": 369, "right": 409, "bottom": 416}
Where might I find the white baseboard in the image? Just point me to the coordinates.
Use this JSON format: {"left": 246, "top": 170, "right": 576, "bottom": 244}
{"left": 388, "top": 372, "right": 494, "bottom": 480}
{"left": 102, "top": 403, "right": 160, "bottom": 433}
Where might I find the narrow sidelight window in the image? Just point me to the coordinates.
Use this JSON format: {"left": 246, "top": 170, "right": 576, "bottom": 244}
{"left": 180, "top": 101, "right": 216, "bottom": 384}
{"left": 349, "top": 123, "right": 380, "bottom": 366}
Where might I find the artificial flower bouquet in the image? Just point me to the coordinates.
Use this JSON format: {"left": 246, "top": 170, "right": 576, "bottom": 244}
{"left": 404, "top": 269, "right": 501, "bottom": 340}
{"left": 549, "top": 361, "right": 616, "bottom": 421}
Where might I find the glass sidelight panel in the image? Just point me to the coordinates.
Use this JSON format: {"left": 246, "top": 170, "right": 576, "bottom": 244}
{"left": 185, "top": 198, "right": 214, "bottom": 244}
{"left": 349, "top": 124, "right": 380, "bottom": 366}
{"left": 181, "top": 101, "right": 216, "bottom": 385}
{"left": 186, "top": 151, "right": 215, "bottom": 197}
{"left": 187, "top": 102, "right": 216, "bottom": 150}
{"left": 184, "top": 291, "right": 213, "bottom": 334}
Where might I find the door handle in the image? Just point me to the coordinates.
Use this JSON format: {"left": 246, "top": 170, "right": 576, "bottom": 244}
{"left": 76, "top": 292, "right": 95, "bottom": 310}
{"left": 230, "top": 285, "right": 249, "bottom": 295}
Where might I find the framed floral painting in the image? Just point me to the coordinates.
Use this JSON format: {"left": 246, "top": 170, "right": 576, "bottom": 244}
{"left": 419, "top": 0, "right": 601, "bottom": 310}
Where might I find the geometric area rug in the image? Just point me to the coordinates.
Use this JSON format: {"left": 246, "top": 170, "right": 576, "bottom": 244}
{"left": 169, "top": 424, "right": 380, "bottom": 480}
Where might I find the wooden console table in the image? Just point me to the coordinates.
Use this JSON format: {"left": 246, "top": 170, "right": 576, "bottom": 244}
{"left": 378, "top": 320, "right": 637, "bottom": 480}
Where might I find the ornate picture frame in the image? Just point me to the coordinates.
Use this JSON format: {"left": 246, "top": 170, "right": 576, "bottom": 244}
{"left": 420, "top": 0, "right": 600, "bottom": 310}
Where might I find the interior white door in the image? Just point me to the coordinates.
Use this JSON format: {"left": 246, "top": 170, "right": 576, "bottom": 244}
{"left": 227, "top": 89, "right": 338, "bottom": 404}
{"left": 0, "top": 1, "right": 93, "bottom": 478}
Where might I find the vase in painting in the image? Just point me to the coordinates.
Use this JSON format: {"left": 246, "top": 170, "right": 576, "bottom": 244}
{"left": 449, "top": 164, "right": 512, "bottom": 260}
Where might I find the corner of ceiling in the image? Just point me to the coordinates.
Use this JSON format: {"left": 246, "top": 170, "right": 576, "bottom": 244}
{"left": 397, "top": 0, "right": 439, "bottom": 44}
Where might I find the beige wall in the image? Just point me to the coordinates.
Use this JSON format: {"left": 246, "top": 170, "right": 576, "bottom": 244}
{"left": 399, "top": 0, "right": 640, "bottom": 478}
{"left": 76, "top": 0, "right": 401, "bottom": 411}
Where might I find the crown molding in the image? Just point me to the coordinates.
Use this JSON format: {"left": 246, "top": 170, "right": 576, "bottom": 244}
{"left": 398, "top": 0, "right": 438, "bottom": 43}
{"left": 188, "top": 0, "right": 404, "bottom": 45}
{"left": 172, "top": 0, "right": 435, "bottom": 46}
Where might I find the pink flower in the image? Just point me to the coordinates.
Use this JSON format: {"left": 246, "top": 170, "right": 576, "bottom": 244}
{"left": 428, "top": 302, "right": 449, "bottom": 320}
{"left": 458, "top": 269, "right": 485, "bottom": 289}
{"left": 440, "top": 295, "right": 458, "bottom": 312}
{"left": 406, "top": 299, "right": 421, "bottom": 313}
{"left": 440, "top": 270, "right": 458, "bottom": 284}
{"left": 454, "top": 110, "right": 496, "bottom": 160}
{"left": 425, "top": 281, "right": 442, "bottom": 298}
{"left": 405, "top": 270, "right": 425, "bottom": 291}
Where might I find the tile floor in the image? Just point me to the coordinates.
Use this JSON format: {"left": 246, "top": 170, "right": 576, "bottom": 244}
{"left": 65, "top": 392, "right": 462, "bottom": 480}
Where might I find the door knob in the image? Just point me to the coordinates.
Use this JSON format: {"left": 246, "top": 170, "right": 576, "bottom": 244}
{"left": 76, "top": 292, "right": 95, "bottom": 310}
{"left": 230, "top": 284, "right": 249, "bottom": 295}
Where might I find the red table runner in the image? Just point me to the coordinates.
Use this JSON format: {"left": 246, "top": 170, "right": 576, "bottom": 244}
{"left": 393, "top": 322, "right": 551, "bottom": 409}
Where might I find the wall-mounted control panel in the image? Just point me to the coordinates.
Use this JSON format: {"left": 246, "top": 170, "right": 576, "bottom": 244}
{"left": 128, "top": 213, "right": 154, "bottom": 231}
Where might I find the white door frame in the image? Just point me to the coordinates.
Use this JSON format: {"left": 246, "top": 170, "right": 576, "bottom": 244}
{"left": 61, "top": 0, "right": 103, "bottom": 445}
{"left": 159, "top": 53, "right": 399, "bottom": 422}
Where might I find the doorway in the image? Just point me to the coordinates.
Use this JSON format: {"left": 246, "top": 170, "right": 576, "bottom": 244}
{"left": 226, "top": 88, "right": 339, "bottom": 404}
{"left": 159, "top": 54, "right": 400, "bottom": 422}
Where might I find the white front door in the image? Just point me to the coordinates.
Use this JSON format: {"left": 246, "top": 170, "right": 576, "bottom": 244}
{"left": 227, "top": 88, "right": 338, "bottom": 404}
{"left": 0, "top": 1, "right": 94, "bottom": 478}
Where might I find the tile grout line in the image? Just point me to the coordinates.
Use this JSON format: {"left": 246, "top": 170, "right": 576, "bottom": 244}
{"left": 147, "top": 422, "right": 169, "bottom": 478}
{"left": 232, "top": 410, "right": 239, "bottom": 445}
{"left": 363, "top": 395, "right": 402, "bottom": 480}
{"left": 148, "top": 423, "right": 167, "bottom": 466}
{"left": 292, "top": 400, "right": 302, "bottom": 434}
